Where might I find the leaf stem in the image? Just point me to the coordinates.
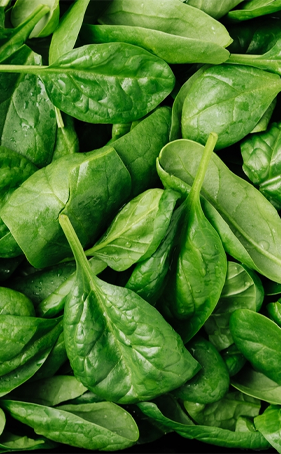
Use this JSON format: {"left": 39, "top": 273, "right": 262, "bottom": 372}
{"left": 0, "top": 64, "right": 48, "bottom": 73}
{"left": 188, "top": 132, "right": 218, "bottom": 207}
{"left": 59, "top": 214, "right": 95, "bottom": 285}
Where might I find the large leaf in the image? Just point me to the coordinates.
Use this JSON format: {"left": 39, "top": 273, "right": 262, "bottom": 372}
{"left": 181, "top": 64, "right": 281, "bottom": 150}
{"left": 60, "top": 214, "right": 200, "bottom": 404}
{"left": 0, "top": 400, "right": 139, "bottom": 451}
{"left": 158, "top": 139, "right": 281, "bottom": 283}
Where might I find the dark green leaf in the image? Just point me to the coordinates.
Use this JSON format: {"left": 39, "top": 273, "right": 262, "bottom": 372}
{"left": 255, "top": 404, "right": 281, "bottom": 452}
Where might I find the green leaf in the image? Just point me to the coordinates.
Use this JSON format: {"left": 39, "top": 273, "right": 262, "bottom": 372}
{"left": 184, "top": 391, "right": 260, "bottom": 431}
{"left": 11, "top": 0, "right": 59, "bottom": 38}
{"left": 255, "top": 404, "right": 281, "bottom": 452}
{"left": 86, "top": 189, "right": 179, "bottom": 271}
{"left": 0, "top": 400, "right": 139, "bottom": 451}
{"left": 228, "top": 0, "right": 281, "bottom": 21}
{"left": 173, "top": 336, "right": 230, "bottom": 404}
{"left": 1, "top": 147, "right": 131, "bottom": 268}
{"left": 184, "top": 0, "right": 244, "bottom": 19}
{"left": 230, "top": 309, "right": 281, "bottom": 385}
{"left": 0, "top": 409, "right": 4, "bottom": 437}
{"left": 267, "top": 301, "right": 281, "bottom": 326}
{"left": 49, "top": 0, "right": 90, "bottom": 65}
{"left": 0, "top": 46, "right": 56, "bottom": 168}
{"left": 241, "top": 121, "right": 281, "bottom": 209}
{"left": 10, "top": 375, "right": 87, "bottom": 407}
{"left": 181, "top": 64, "right": 281, "bottom": 150}
{"left": 98, "top": 0, "right": 232, "bottom": 49}
{"left": 52, "top": 113, "right": 79, "bottom": 161}
{"left": 59, "top": 214, "right": 200, "bottom": 404}
{"left": 81, "top": 23, "right": 230, "bottom": 65}
{"left": 0, "top": 431, "right": 56, "bottom": 452}
{"left": 204, "top": 262, "right": 264, "bottom": 351}
{"left": 30, "top": 330, "right": 67, "bottom": 381}
{"left": 157, "top": 138, "right": 281, "bottom": 283}
{"left": 221, "top": 344, "right": 246, "bottom": 377}
{"left": 232, "top": 364, "right": 281, "bottom": 405}
{"left": 137, "top": 395, "right": 269, "bottom": 449}
{"left": 0, "top": 287, "right": 34, "bottom": 316}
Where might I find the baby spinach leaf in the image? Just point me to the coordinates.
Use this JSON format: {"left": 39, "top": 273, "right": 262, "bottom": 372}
{"left": 184, "top": 0, "right": 244, "bottom": 19}
{"left": 0, "top": 431, "right": 56, "bottom": 452}
{"left": 251, "top": 99, "right": 276, "bottom": 133}
{"left": 110, "top": 107, "right": 171, "bottom": 197}
{"left": 159, "top": 134, "right": 227, "bottom": 340}
{"left": 1, "top": 147, "right": 131, "bottom": 268}
{"left": 86, "top": 189, "right": 179, "bottom": 271}
{"left": 137, "top": 395, "right": 269, "bottom": 449}
{"left": 11, "top": 0, "right": 59, "bottom": 38}
{"left": 228, "top": 0, "right": 281, "bottom": 21}
{"left": 158, "top": 138, "right": 281, "bottom": 283}
{"left": 10, "top": 375, "right": 87, "bottom": 407}
{"left": 221, "top": 344, "right": 246, "bottom": 377}
{"left": 0, "top": 44, "right": 175, "bottom": 124}
{"left": 0, "top": 409, "right": 4, "bottom": 437}
{"left": 204, "top": 262, "right": 264, "bottom": 351}
{"left": 0, "top": 46, "right": 56, "bottom": 168}
{"left": 98, "top": 0, "right": 232, "bottom": 49}
{"left": 125, "top": 204, "right": 184, "bottom": 306}
{"left": 267, "top": 301, "right": 281, "bottom": 326}
{"left": 0, "top": 315, "right": 63, "bottom": 396}
{"left": 254, "top": 404, "right": 281, "bottom": 452}
{"left": 241, "top": 121, "right": 281, "bottom": 209}
{"left": 0, "top": 400, "right": 139, "bottom": 451}
{"left": 59, "top": 214, "right": 200, "bottom": 404}
{"left": 0, "top": 287, "right": 34, "bottom": 316}
{"left": 0, "top": 5, "right": 50, "bottom": 63}
{"left": 181, "top": 64, "right": 281, "bottom": 150}
{"left": 82, "top": 23, "right": 230, "bottom": 65}
{"left": 30, "top": 330, "right": 67, "bottom": 381}
{"left": 230, "top": 309, "right": 281, "bottom": 385}
{"left": 36, "top": 257, "right": 107, "bottom": 318}
{"left": 184, "top": 391, "right": 260, "bottom": 430}
{"left": 228, "top": 39, "right": 281, "bottom": 76}
{"left": 232, "top": 364, "right": 281, "bottom": 405}
{"left": 173, "top": 336, "right": 230, "bottom": 404}
{"left": 49, "top": 0, "right": 90, "bottom": 65}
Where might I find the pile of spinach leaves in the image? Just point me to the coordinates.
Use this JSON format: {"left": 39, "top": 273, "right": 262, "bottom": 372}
{"left": 1, "top": 0, "right": 281, "bottom": 452}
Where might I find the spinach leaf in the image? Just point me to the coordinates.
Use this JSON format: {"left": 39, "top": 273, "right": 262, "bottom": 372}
{"left": 10, "top": 375, "right": 87, "bottom": 407}
{"left": 181, "top": 64, "right": 281, "bottom": 150}
{"left": 0, "top": 400, "right": 139, "bottom": 451}
{"left": 173, "top": 336, "right": 229, "bottom": 404}
{"left": 158, "top": 138, "right": 281, "bottom": 283}
{"left": 230, "top": 309, "right": 281, "bottom": 385}
{"left": 0, "top": 431, "right": 56, "bottom": 452}
{"left": 49, "top": 0, "right": 90, "bottom": 65}
{"left": 184, "top": 391, "right": 260, "bottom": 430}
{"left": 0, "top": 44, "right": 175, "bottom": 124}
{"left": 137, "top": 395, "right": 269, "bottom": 449}
{"left": 11, "top": 0, "right": 59, "bottom": 38}
{"left": 98, "top": 0, "right": 232, "bottom": 49}
{"left": 0, "top": 287, "right": 34, "bottom": 316}
{"left": 221, "top": 344, "right": 247, "bottom": 377}
{"left": 251, "top": 99, "right": 276, "bottom": 133}
{"left": 0, "top": 409, "right": 4, "bottom": 437}
{"left": 158, "top": 134, "right": 227, "bottom": 341}
{"left": 204, "top": 262, "right": 264, "bottom": 351}
{"left": 81, "top": 23, "right": 230, "bottom": 64}
{"left": 255, "top": 404, "right": 281, "bottom": 452}
{"left": 1, "top": 147, "right": 131, "bottom": 268}
{"left": 85, "top": 189, "right": 179, "bottom": 271}
{"left": 125, "top": 204, "right": 184, "bottom": 306}
{"left": 0, "top": 5, "right": 50, "bottom": 63}
{"left": 267, "top": 301, "right": 281, "bottom": 326}
{"left": 228, "top": 39, "right": 281, "bottom": 76}
{"left": 36, "top": 257, "right": 107, "bottom": 318}
{"left": 30, "top": 330, "right": 67, "bottom": 381}
{"left": 228, "top": 0, "right": 281, "bottom": 21}
{"left": 0, "top": 315, "right": 63, "bottom": 396}
{"left": 0, "top": 46, "right": 56, "bottom": 168}
{"left": 232, "top": 364, "right": 281, "bottom": 405}
{"left": 184, "top": 0, "right": 244, "bottom": 19}
{"left": 241, "top": 121, "right": 281, "bottom": 209}
{"left": 59, "top": 214, "right": 200, "bottom": 404}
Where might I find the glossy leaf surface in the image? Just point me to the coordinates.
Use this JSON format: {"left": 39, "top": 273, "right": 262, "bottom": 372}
{"left": 185, "top": 0, "right": 244, "bottom": 18}
{"left": 0, "top": 400, "right": 139, "bottom": 451}
{"left": 228, "top": 0, "right": 281, "bottom": 21}
{"left": 60, "top": 215, "right": 200, "bottom": 404}
{"left": 181, "top": 65, "right": 281, "bottom": 150}
{"left": 158, "top": 138, "right": 281, "bottom": 283}
{"left": 11, "top": 0, "right": 59, "bottom": 38}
